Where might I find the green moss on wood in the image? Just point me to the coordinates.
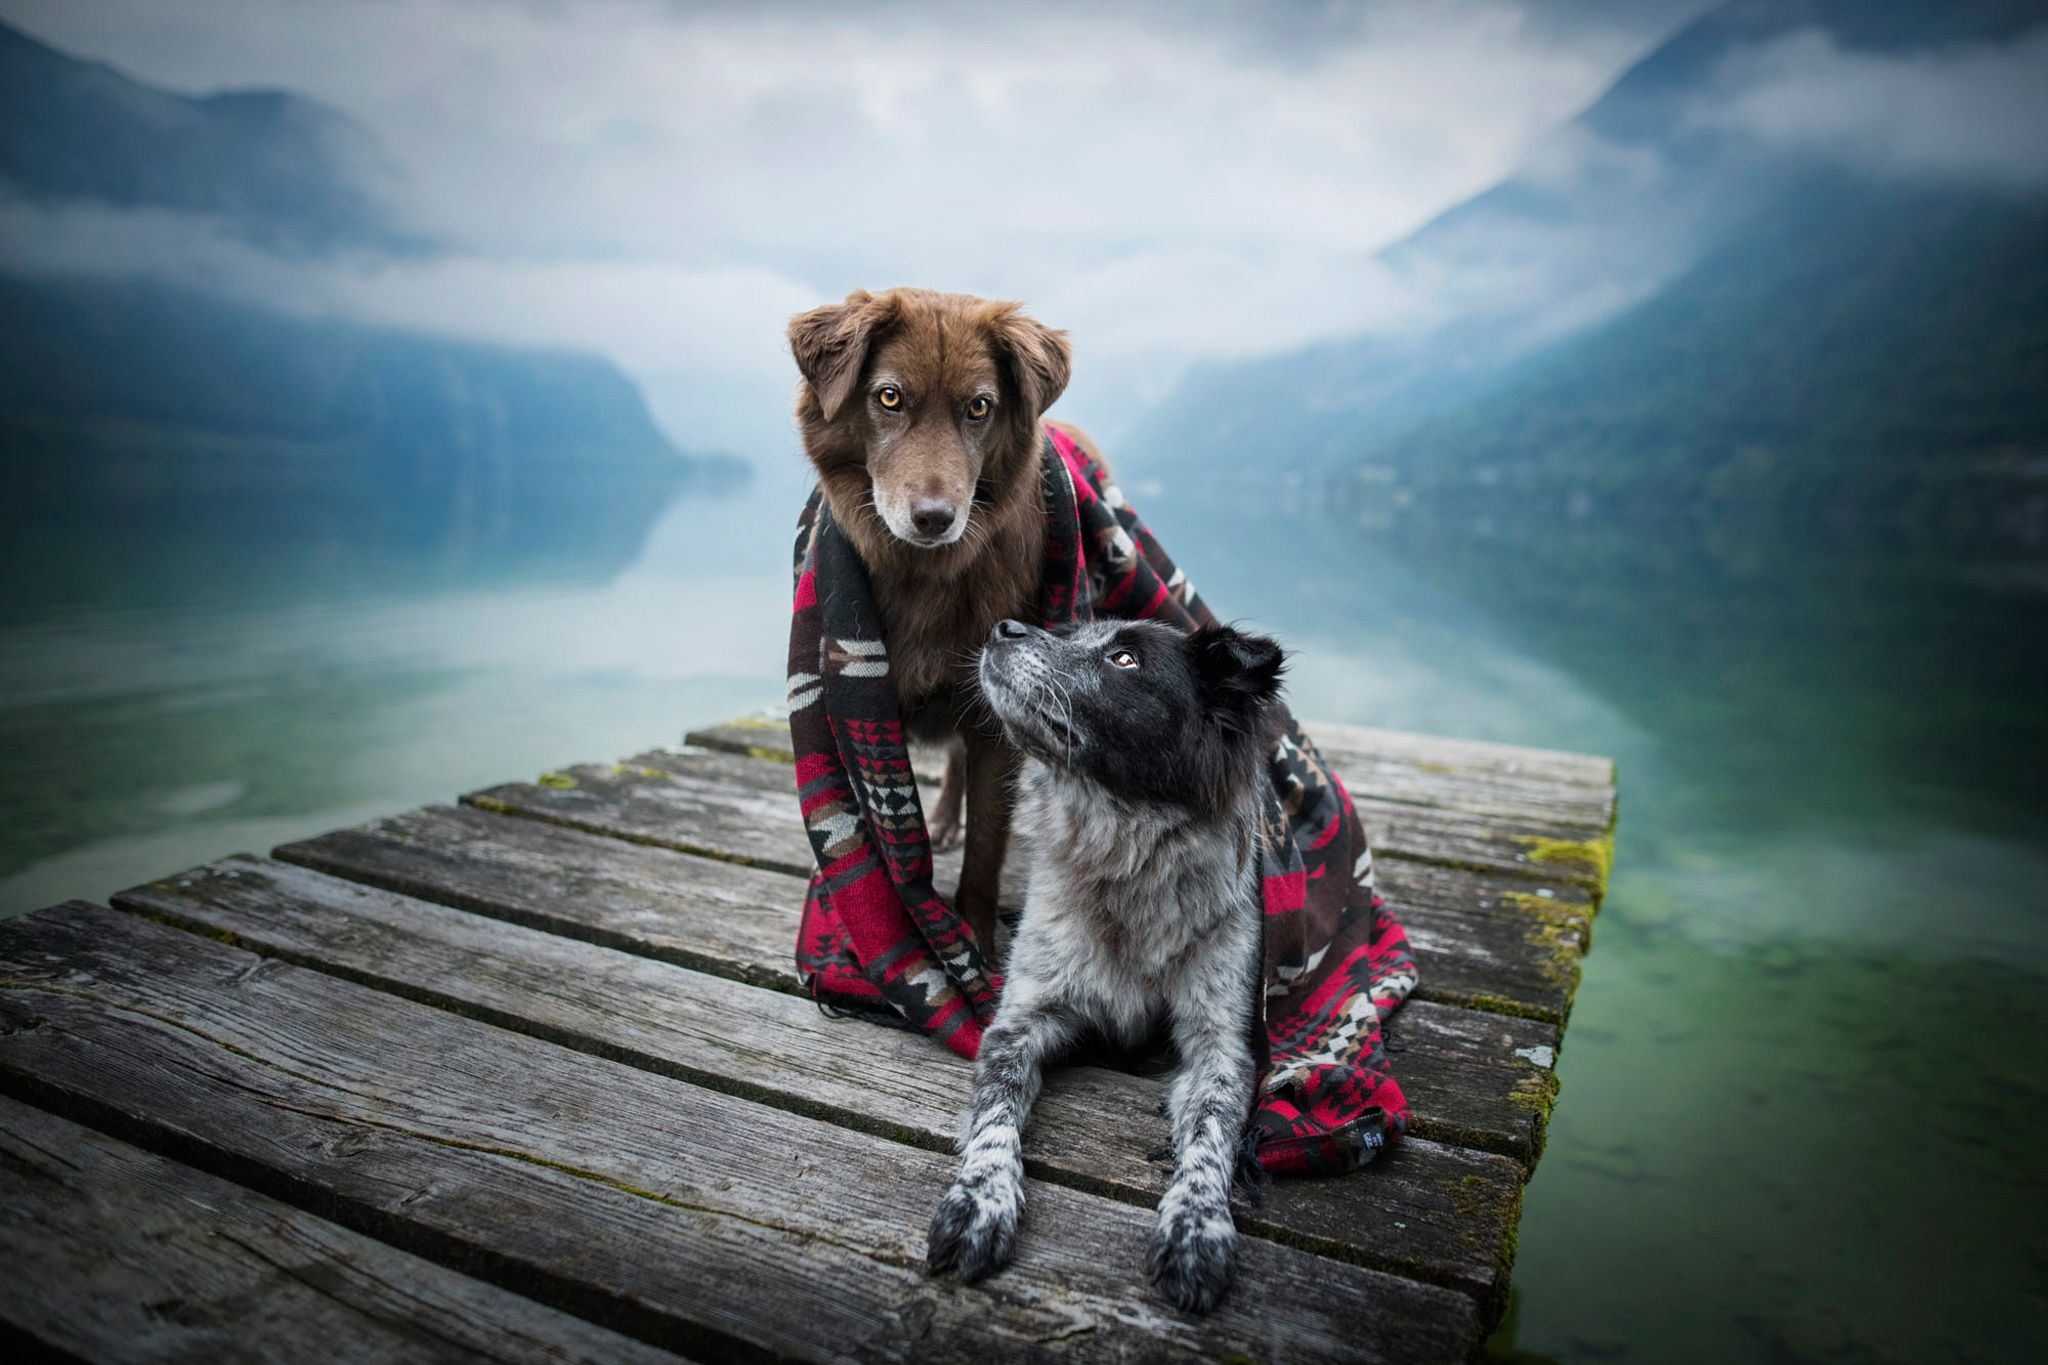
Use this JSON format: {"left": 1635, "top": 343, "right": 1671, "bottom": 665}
{"left": 1507, "top": 1070, "right": 1560, "bottom": 1165}
{"left": 1499, "top": 890, "right": 1593, "bottom": 964}
{"left": 1433, "top": 1170, "right": 1524, "bottom": 1330}
{"left": 1455, "top": 991, "right": 1562, "bottom": 1024}
{"left": 1513, "top": 832, "right": 1613, "bottom": 892}
{"left": 1407, "top": 1113, "right": 1529, "bottom": 1166}
{"left": 1508, "top": 1071, "right": 1560, "bottom": 1118}
{"left": 1442, "top": 1172, "right": 1506, "bottom": 1222}
{"left": 536, "top": 772, "right": 577, "bottom": 790}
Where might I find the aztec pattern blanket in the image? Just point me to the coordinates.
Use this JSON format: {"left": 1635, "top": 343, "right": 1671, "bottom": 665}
{"left": 787, "top": 424, "right": 1418, "bottom": 1176}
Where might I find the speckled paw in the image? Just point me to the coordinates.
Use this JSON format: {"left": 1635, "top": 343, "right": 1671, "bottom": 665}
{"left": 1146, "top": 1207, "right": 1236, "bottom": 1314}
{"left": 926, "top": 1178, "right": 1019, "bottom": 1284}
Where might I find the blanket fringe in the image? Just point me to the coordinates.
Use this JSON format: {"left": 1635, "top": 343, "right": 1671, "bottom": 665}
{"left": 814, "top": 996, "right": 921, "bottom": 1032}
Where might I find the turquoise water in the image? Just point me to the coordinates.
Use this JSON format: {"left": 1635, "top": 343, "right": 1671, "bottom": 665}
{"left": 1163, "top": 490, "right": 2048, "bottom": 1364}
{"left": 3, "top": 468, "right": 2043, "bottom": 1362}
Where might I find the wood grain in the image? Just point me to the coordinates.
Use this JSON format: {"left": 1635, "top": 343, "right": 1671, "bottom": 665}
{"left": 117, "top": 855, "right": 1526, "bottom": 1317}
{"left": 687, "top": 714, "right": 1614, "bottom": 800}
{"left": 281, "top": 803, "right": 805, "bottom": 993}
{"left": 1380, "top": 859, "right": 1595, "bottom": 1024}
{"left": 0, "top": 903, "right": 1480, "bottom": 1364}
{"left": 0, "top": 1093, "right": 686, "bottom": 1365}
{"left": 686, "top": 715, "right": 1616, "bottom": 832}
{"left": 1299, "top": 719, "right": 1613, "bottom": 787}
{"left": 277, "top": 803, "right": 1560, "bottom": 1157}
{"left": 457, "top": 757, "right": 1598, "bottom": 1016}
{"left": 1354, "top": 795, "right": 1611, "bottom": 893}
{"left": 653, "top": 744, "right": 1618, "bottom": 897}
{"left": 1308, "top": 720, "right": 1615, "bottom": 826}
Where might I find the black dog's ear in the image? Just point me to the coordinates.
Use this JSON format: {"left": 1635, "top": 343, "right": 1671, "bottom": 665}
{"left": 984, "top": 302, "right": 1071, "bottom": 416}
{"left": 1191, "top": 625, "right": 1286, "bottom": 732}
{"left": 788, "top": 290, "right": 895, "bottom": 421}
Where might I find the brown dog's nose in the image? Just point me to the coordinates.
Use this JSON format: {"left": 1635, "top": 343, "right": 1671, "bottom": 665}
{"left": 990, "top": 619, "right": 1031, "bottom": 644}
{"left": 910, "top": 499, "right": 957, "bottom": 538}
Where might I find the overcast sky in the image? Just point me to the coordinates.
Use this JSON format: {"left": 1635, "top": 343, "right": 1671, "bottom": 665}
{"left": 7, "top": 0, "right": 2041, "bottom": 457}
{"left": 0, "top": 0, "right": 1720, "bottom": 450}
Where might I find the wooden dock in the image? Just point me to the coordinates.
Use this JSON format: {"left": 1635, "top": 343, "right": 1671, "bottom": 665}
{"left": 0, "top": 712, "right": 1615, "bottom": 1363}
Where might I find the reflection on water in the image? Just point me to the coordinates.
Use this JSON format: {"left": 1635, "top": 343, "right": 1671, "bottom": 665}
{"left": 2, "top": 465, "right": 2043, "bottom": 1360}
{"left": 0, "top": 463, "right": 804, "bottom": 913}
{"left": 1139, "top": 487, "right": 2048, "bottom": 1364}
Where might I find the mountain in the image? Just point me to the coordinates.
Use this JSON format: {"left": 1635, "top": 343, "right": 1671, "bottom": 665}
{"left": 0, "top": 275, "right": 744, "bottom": 573}
{"left": 0, "top": 19, "right": 416, "bottom": 252}
{"left": 1365, "top": 173, "right": 2048, "bottom": 525}
{"left": 1118, "top": 0, "right": 2048, "bottom": 511}
{"left": 0, "top": 20, "right": 753, "bottom": 603}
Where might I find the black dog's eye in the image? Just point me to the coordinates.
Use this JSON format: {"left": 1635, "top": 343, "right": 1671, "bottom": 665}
{"left": 966, "top": 395, "right": 992, "bottom": 420}
{"left": 1108, "top": 649, "right": 1139, "bottom": 669}
{"left": 876, "top": 386, "right": 902, "bottom": 410}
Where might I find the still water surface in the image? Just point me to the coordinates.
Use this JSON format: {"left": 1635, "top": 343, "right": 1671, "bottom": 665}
{"left": 2, "top": 465, "right": 2043, "bottom": 1363}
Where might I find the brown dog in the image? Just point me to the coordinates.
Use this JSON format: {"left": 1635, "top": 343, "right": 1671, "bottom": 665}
{"left": 787, "top": 287, "right": 1101, "bottom": 957}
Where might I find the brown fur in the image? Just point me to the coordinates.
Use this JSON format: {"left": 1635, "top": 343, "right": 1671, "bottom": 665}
{"left": 788, "top": 287, "right": 1084, "bottom": 956}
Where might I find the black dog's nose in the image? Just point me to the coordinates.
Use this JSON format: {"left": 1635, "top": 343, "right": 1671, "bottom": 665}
{"left": 991, "top": 619, "right": 1031, "bottom": 644}
{"left": 910, "top": 499, "right": 957, "bottom": 538}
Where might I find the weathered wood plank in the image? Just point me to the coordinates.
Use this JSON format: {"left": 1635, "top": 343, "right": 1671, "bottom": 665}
{"left": 0, "top": 1093, "right": 686, "bottom": 1365}
{"left": 686, "top": 714, "right": 1615, "bottom": 794}
{"left": 466, "top": 744, "right": 1604, "bottom": 946}
{"left": 284, "top": 803, "right": 806, "bottom": 992}
{"left": 278, "top": 803, "right": 1561, "bottom": 1158}
{"left": 117, "top": 855, "right": 1526, "bottom": 1318}
{"left": 651, "top": 743, "right": 1617, "bottom": 895}
{"left": 1353, "top": 794, "right": 1611, "bottom": 893}
{"left": 1304, "top": 719, "right": 1616, "bottom": 799}
{"left": 1318, "top": 745, "right": 1614, "bottom": 831}
{"left": 455, "top": 758, "right": 1593, "bottom": 1019}
{"left": 466, "top": 754, "right": 812, "bottom": 878}
{"left": 687, "top": 714, "right": 1617, "bottom": 830}
{"left": 1378, "top": 859, "right": 1595, "bottom": 949}
{"left": 0, "top": 903, "right": 1480, "bottom": 1363}
{"left": 1378, "top": 861, "right": 1594, "bottom": 1025}
{"left": 472, "top": 747, "right": 1034, "bottom": 905}
{"left": 1385, "top": 1003, "right": 1560, "bottom": 1165}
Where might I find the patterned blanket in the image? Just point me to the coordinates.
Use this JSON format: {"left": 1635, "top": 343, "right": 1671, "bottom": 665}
{"left": 787, "top": 425, "right": 1417, "bottom": 1176}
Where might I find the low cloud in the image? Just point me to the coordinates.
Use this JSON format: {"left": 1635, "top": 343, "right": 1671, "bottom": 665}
{"left": 1697, "top": 26, "right": 2048, "bottom": 188}
{"left": 0, "top": 0, "right": 1689, "bottom": 443}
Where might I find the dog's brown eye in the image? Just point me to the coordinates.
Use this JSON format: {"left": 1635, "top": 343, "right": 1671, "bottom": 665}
{"left": 1108, "top": 649, "right": 1138, "bottom": 669}
{"left": 877, "top": 386, "right": 902, "bottom": 410}
{"left": 966, "top": 395, "right": 992, "bottom": 420}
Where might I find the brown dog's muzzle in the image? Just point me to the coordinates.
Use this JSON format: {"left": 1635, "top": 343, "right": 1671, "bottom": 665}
{"left": 872, "top": 432, "right": 976, "bottom": 548}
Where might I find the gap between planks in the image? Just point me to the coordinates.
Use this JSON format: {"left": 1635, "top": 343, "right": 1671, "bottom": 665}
{"left": 0, "top": 1093, "right": 687, "bottom": 1365}
{"left": 116, "top": 851, "right": 1528, "bottom": 1322}
{"left": 273, "top": 802, "right": 1565, "bottom": 1167}
{"left": 0, "top": 902, "right": 1481, "bottom": 1364}
{"left": 686, "top": 713, "right": 1618, "bottom": 831}
{"left": 462, "top": 745, "right": 1601, "bottom": 1025}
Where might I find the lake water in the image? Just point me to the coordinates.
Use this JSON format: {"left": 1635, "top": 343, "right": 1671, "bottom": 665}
{"left": 3, "top": 463, "right": 2043, "bottom": 1363}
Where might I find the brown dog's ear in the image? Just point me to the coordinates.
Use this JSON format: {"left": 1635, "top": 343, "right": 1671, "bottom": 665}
{"left": 987, "top": 305, "right": 1071, "bottom": 416}
{"left": 788, "top": 290, "right": 893, "bottom": 421}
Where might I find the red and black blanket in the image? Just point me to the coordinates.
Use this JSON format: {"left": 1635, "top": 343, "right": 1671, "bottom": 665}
{"left": 787, "top": 425, "right": 1417, "bottom": 1176}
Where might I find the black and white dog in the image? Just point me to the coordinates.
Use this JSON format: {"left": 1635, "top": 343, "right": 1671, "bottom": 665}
{"left": 926, "top": 616, "right": 1282, "bottom": 1313}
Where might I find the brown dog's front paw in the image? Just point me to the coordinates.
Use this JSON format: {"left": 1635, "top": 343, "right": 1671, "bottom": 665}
{"left": 929, "top": 812, "right": 963, "bottom": 851}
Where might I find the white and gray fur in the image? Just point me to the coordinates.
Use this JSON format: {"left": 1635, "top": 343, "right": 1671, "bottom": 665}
{"left": 925, "top": 616, "right": 1283, "bottom": 1314}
